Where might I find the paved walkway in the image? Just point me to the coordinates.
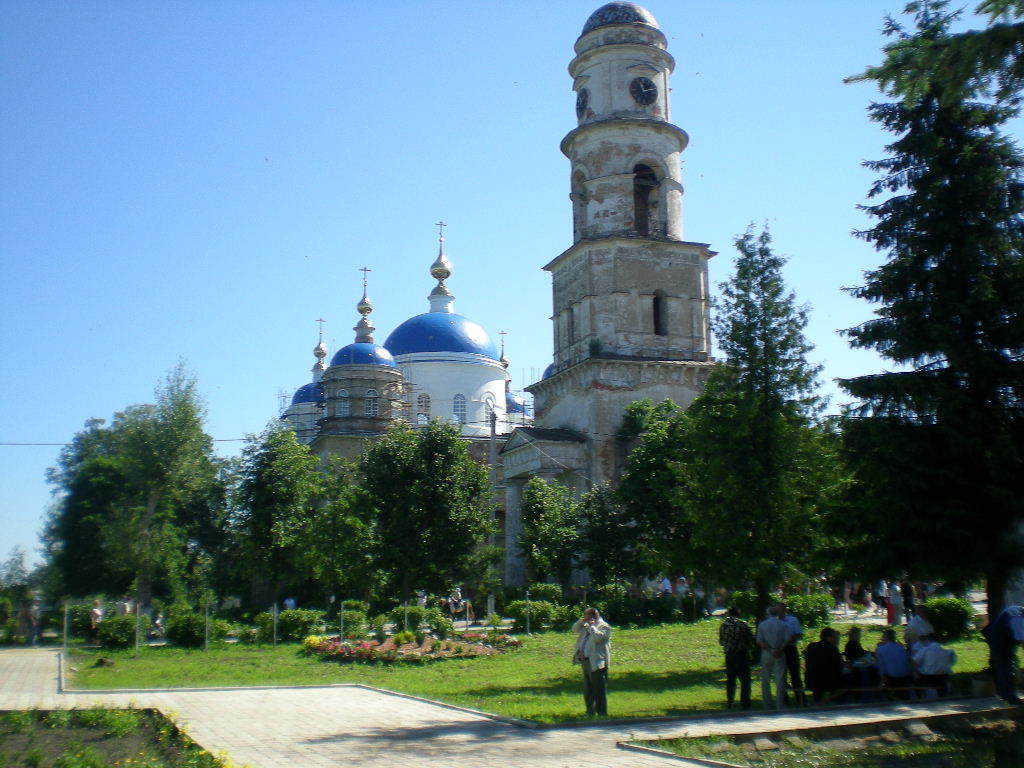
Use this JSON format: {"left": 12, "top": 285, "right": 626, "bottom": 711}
{"left": 0, "top": 649, "right": 1012, "bottom": 767}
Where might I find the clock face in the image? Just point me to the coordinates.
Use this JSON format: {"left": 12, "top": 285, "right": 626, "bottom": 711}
{"left": 630, "top": 77, "right": 658, "bottom": 106}
{"left": 576, "top": 88, "right": 589, "bottom": 119}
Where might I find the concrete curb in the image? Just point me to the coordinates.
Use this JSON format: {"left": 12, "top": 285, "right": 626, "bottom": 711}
{"left": 617, "top": 741, "right": 743, "bottom": 767}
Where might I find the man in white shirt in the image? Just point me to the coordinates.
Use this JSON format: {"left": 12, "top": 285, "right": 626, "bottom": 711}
{"left": 912, "top": 634, "right": 956, "bottom": 698}
{"left": 756, "top": 605, "right": 792, "bottom": 709}
{"left": 904, "top": 606, "right": 934, "bottom": 646}
{"left": 778, "top": 603, "right": 805, "bottom": 706}
{"left": 572, "top": 607, "right": 612, "bottom": 716}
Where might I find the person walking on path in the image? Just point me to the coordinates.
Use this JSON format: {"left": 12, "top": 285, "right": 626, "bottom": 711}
{"left": 718, "top": 607, "right": 753, "bottom": 709}
{"left": 756, "top": 605, "right": 791, "bottom": 709}
{"left": 572, "top": 607, "right": 611, "bottom": 717}
{"left": 887, "top": 580, "right": 903, "bottom": 626}
{"left": 901, "top": 579, "right": 916, "bottom": 625}
{"left": 779, "top": 603, "right": 805, "bottom": 706}
{"left": 983, "top": 605, "right": 1024, "bottom": 704}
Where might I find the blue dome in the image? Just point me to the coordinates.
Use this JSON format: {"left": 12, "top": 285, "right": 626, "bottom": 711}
{"left": 384, "top": 313, "right": 498, "bottom": 359}
{"left": 542, "top": 363, "right": 556, "bottom": 380}
{"left": 291, "top": 382, "right": 323, "bottom": 406}
{"left": 330, "top": 342, "right": 396, "bottom": 367}
{"left": 506, "top": 391, "right": 529, "bottom": 415}
{"left": 582, "top": 3, "right": 658, "bottom": 35}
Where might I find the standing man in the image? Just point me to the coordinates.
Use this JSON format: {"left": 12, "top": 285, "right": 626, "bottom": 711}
{"left": 779, "top": 603, "right": 805, "bottom": 706}
{"left": 718, "top": 607, "right": 753, "bottom": 709}
{"left": 572, "top": 607, "right": 612, "bottom": 716}
{"left": 983, "top": 605, "right": 1024, "bottom": 704}
{"left": 901, "top": 579, "right": 916, "bottom": 625}
{"left": 756, "top": 605, "right": 792, "bottom": 709}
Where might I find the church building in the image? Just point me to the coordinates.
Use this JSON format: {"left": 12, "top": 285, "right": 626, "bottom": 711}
{"left": 280, "top": 2, "right": 714, "bottom": 586}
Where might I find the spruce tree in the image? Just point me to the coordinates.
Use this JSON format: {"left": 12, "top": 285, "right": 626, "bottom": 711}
{"left": 842, "top": 1, "right": 1024, "bottom": 618}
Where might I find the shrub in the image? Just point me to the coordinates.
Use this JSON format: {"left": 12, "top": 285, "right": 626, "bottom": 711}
{"left": 68, "top": 602, "right": 116, "bottom": 638}
{"left": 277, "top": 609, "right": 325, "bottom": 641}
{"left": 424, "top": 607, "right": 454, "bottom": 639}
{"left": 1, "top": 618, "right": 19, "bottom": 644}
{"left": 924, "top": 597, "right": 974, "bottom": 641}
{"left": 341, "top": 599, "right": 370, "bottom": 613}
{"left": 551, "top": 603, "right": 578, "bottom": 631}
{"left": 337, "top": 610, "right": 367, "bottom": 640}
{"left": 254, "top": 612, "right": 274, "bottom": 642}
{"left": 527, "top": 583, "right": 563, "bottom": 604}
{"left": 166, "top": 613, "right": 205, "bottom": 647}
{"left": 485, "top": 612, "right": 503, "bottom": 629}
{"left": 728, "top": 591, "right": 760, "bottom": 620}
{"left": 505, "top": 600, "right": 556, "bottom": 633}
{"left": 98, "top": 614, "right": 148, "bottom": 649}
{"left": 236, "top": 626, "right": 260, "bottom": 644}
{"left": 302, "top": 635, "right": 326, "bottom": 655}
{"left": 392, "top": 630, "right": 416, "bottom": 645}
{"left": 0, "top": 596, "right": 12, "bottom": 625}
{"left": 368, "top": 614, "right": 387, "bottom": 643}
{"left": 784, "top": 594, "right": 833, "bottom": 628}
{"left": 388, "top": 605, "right": 426, "bottom": 632}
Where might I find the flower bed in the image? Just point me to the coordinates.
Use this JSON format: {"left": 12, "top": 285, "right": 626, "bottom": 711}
{"left": 304, "top": 631, "right": 521, "bottom": 664}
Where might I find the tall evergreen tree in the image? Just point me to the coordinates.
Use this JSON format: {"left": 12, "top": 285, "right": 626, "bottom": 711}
{"left": 842, "top": 1, "right": 1024, "bottom": 618}
{"left": 518, "top": 477, "right": 578, "bottom": 590}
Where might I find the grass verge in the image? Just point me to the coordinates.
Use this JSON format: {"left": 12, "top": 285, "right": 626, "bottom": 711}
{"left": 69, "top": 621, "right": 989, "bottom": 724}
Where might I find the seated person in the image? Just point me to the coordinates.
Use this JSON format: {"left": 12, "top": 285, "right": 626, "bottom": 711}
{"left": 876, "top": 629, "right": 914, "bottom": 698}
{"left": 904, "top": 606, "right": 934, "bottom": 647}
{"left": 844, "top": 626, "right": 868, "bottom": 663}
{"left": 912, "top": 634, "right": 956, "bottom": 698}
{"left": 804, "top": 627, "right": 844, "bottom": 703}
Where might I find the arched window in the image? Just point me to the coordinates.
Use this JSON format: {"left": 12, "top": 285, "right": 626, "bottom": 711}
{"left": 417, "top": 393, "right": 431, "bottom": 418}
{"left": 416, "top": 413, "right": 428, "bottom": 426}
{"left": 453, "top": 393, "right": 466, "bottom": 425}
{"left": 633, "top": 164, "right": 658, "bottom": 236}
{"left": 336, "top": 389, "right": 350, "bottom": 417}
{"left": 484, "top": 394, "right": 496, "bottom": 422}
{"left": 364, "top": 388, "right": 379, "bottom": 417}
{"left": 653, "top": 290, "right": 667, "bottom": 336}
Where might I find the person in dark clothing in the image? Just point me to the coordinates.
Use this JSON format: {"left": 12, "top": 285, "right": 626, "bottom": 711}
{"left": 804, "top": 627, "right": 843, "bottom": 703}
{"left": 900, "top": 579, "right": 916, "bottom": 625}
{"left": 718, "top": 607, "right": 753, "bottom": 709}
{"left": 983, "top": 606, "right": 1024, "bottom": 704}
{"left": 844, "top": 626, "right": 868, "bottom": 663}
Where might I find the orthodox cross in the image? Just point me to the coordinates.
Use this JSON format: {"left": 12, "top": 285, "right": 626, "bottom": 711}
{"left": 315, "top": 317, "right": 326, "bottom": 339}
{"left": 499, "top": 330, "right": 507, "bottom": 356}
{"left": 359, "top": 266, "right": 371, "bottom": 290}
{"left": 435, "top": 220, "right": 447, "bottom": 240}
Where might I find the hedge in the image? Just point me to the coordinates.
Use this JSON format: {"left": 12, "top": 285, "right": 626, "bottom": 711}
{"left": 97, "top": 614, "right": 149, "bottom": 649}
{"left": 924, "top": 597, "right": 974, "bottom": 641}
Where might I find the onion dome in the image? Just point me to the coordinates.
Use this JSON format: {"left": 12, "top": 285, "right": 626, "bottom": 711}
{"left": 582, "top": 2, "right": 658, "bottom": 35}
{"left": 331, "top": 342, "right": 396, "bottom": 367}
{"left": 330, "top": 270, "right": 396, "bottom": 367}
{"left": 384, "top": 313, "right": 498, "bottom": 359}
{"left": 506, "top": 390, "right": 529, "bottom": 415}
{"left": 291, "top": 381, "right": 324, "bottom": 405}
{"left": 542, "top": 362, "right": 556, "bottom": 380}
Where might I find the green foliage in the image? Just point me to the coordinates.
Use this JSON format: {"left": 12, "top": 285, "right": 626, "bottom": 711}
{"left": 424, "top": 607, "right": 454, "bottom": 639}
{"left": 526, "top": 582, "right": 563, "bottom": 604}
{"left": 485, "top": 612, "right": 503, "bottom": 630}
{"left": 53, "top": 745, "right": 107, "bottom": 768}
{"left": 0, "top": 596, "right": 12, "bottom": 624}
{"left": 165, "top": 612, "right": 228, "bottom": 647}
{"left": 784, "top": 594, "right": 833, "bottom": 628}
{"left": 518, "top": 479, "right": 578, "bottom": 589}
{"left": 341, "top": 599, "right": 370, "bottom": 613}
{"left": 924, "top": 597, "right": 975, "bottom": 641}
{"left": 3, "top": 710, "right": 32, "bottom": 732}
{"left": 97, "top": 614, "right": 148, "bottom": 649}
{"left": 577, "top": 485, "right": 641, "bottom": 586}
{"left": 388, "top": 604, "right": 426, "bottom": 632}
{"left": 338, "top": 609, "right": 367, "bottom": 640}
{"left": 728, "top": 591, "right": 760, "bottom": 620}
{"left": 360, "top": 422, "right": 492, "bottom": 601}
{"left": 505, "top": 600, "right": 556, "bottom": 633}
{"left": 277, "top": 609, "right": 325, "bottom": 641}
{"left": 44, "top": 710, "right": 72, "bottom": 728}
{"left": 392, "top": 629, "right": 416, "bottom": 645}
{"left": 254, "top": 612, "right": 274, "bottom": 642}
{"left": 841, "top": 3, "right": 1024, "bottom": 613}
{"left": 368, "top": 614, "right": 387, "bottom": 643}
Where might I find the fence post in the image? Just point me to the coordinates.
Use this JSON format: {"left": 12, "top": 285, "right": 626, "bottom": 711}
{"left": 134, "top": 590, "right": 142, "bottom": 658}
{"left": 339, "top": 604, "right": 345, "bottom": 641}
{"left": 525, "top": 589, "right": 531, "bottom": 635}
{"left": 204, "top": 601, "right": 210, "bottom": 651}
{"left": 62, "top": 602, "right": 69, "bottom": 654}
{"left": 403, "top": 601, "right": 409, "bottom": 632}
{"left": 273, "top": 602, "right": 278, "bottom": 646}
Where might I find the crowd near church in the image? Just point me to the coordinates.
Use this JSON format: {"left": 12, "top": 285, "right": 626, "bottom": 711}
{"left": 3, "top": 0, "right": 1024, "bottom": 715}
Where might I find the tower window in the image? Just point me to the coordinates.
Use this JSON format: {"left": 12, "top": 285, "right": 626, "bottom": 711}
{"left": 417, "top": 393, "right": 431, "bottom": 418}
{"left": 416, "top": 413, "right": 428, "bottom": 426}
{"left": 633, "top": 164, "right": 658, "bottom": 237}
{"left": 453, "top": 393, "right": 466, "bottom": 424}
{"left": 365, "top": 388, "right": 379, "bottom": 417}
{"left": 653, "top": 290, "right": 667, "bottom": 336}
{"left": 336, "top": 389, "right": 350, "bottom": 417}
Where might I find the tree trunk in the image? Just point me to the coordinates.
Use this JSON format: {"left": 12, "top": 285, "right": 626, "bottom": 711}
{"left": 987, "top": 568, "right": 1007, "bottom": 623}
{"left": 136, "top": 488, "right": 160, "bottom": 609}
{"left": 755, "top": 578, "right": 772, "bottom": 623}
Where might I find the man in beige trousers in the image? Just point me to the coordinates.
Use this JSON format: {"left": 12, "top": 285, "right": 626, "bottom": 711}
{"left": 572, "top": 607, "right": 612, "bottom": 716}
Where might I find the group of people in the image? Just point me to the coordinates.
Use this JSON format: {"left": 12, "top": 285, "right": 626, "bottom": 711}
{"left": 718, "top": 602, "right": 958, "bottom": 709}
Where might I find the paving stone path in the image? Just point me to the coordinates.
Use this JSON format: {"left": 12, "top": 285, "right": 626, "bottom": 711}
{"left": 0, "top": 649, "right": 1011, "bottom": 767}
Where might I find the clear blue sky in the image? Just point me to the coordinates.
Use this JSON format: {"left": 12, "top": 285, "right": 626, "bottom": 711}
{"left": 1, "top": 1, "right": 1006, "bottom": 565}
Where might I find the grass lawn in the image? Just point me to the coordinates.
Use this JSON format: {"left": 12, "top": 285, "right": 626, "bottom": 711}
{"left": 0, "top": 709, "right": 223, "bottom": 768}
{"left": 69, "top": 621, "right": 990, "bottom": 724}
